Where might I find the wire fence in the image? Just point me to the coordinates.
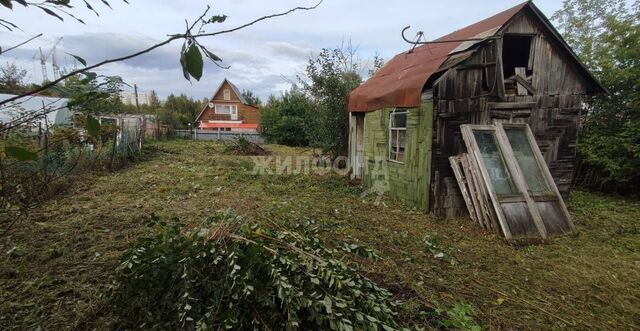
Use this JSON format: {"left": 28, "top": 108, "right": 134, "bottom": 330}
{"left": 175, "top": 129, "right": 264, "bottom": 144}
{"left": 0, "top": 113, "right": 148, "bottom": 236}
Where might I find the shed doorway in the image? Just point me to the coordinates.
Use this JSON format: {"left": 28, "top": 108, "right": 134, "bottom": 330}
{"left": 350, "top": 113, "right": 365, "bottom": 179}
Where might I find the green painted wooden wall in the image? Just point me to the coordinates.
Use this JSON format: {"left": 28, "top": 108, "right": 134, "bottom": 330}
{"left": 362, "top": 102, "right": 433, "bottom": 210}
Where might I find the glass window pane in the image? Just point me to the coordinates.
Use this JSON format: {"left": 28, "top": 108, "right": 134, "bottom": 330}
{"left": 391, "top": 130, "right": 398, "bottom": 148}
{"left": 391, "top": 112, "right": 407, "bottom": 128}
{"left": 504, "top": 127, "right": 550, "bottom": 193}
{"left": 473, "top": 130, "right": 518, "bottom": 195}
{"left": 398, "top": 131, "right": 406, "bottom": 148}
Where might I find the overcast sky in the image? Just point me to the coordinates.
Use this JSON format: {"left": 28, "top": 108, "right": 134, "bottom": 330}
{"left": 0, "top": 0, "right": 565, "bottom": 101}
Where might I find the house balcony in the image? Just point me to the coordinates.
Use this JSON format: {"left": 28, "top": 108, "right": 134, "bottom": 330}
{"left": 206, "top": 113, "right": 245, "bottom": 121}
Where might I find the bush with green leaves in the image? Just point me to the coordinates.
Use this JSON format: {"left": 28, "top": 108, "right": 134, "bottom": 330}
{"left": 259, "top": 90, "right": 315, "bottom": 146}
{"left": 437, "top": 303, "right": 480, "bottom": 331}
{"left": 110, "top": 210, "right": 404, "bottom": 330}
{"left": 553, "top": 0, "right": 640, "bottom": 193}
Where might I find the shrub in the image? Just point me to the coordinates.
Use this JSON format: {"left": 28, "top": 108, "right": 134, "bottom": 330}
{"left": 110, "top": 211, "right": 403, "bottom": 330}
{"left": 259, "top": 91, "right": 314, "bottom": 146}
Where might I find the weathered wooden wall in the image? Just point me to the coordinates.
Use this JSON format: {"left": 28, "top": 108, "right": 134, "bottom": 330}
{"left": 362, "top": 103, "right": 433, "bottom": 210}
{"left": 431, "top": 12, "right": 588, "bottom": 218}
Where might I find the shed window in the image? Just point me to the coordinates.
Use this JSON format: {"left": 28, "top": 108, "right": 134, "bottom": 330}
{"left": 389, "top": 110, "right": 407, "bottom": 163}
{"left": 502, "top": 35, "right": 534, "bottom": 78}
{"left": 223, "top": 89, "right": 231, "bottom": 100}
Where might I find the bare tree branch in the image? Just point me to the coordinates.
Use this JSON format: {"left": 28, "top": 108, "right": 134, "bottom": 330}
{"left": 182, "top": 1, "right": 322, "bottom": 39}
{"left": 0, "top": 1, "right": 323, "bottom": 112}
{"left": 0, "top": 33, "right": 43, "bottom": 55}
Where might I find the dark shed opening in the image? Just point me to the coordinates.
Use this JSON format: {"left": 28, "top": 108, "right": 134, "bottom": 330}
{"left": 502, "top": 35, "right": 533, "bottom": 77}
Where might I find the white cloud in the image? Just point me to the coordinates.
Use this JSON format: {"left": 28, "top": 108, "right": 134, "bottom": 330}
{"left": 1, "top": 0, "right": 566, "bottom": 101}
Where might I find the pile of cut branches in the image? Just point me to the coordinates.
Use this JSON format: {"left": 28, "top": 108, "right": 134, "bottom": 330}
{"left": 110, "top": 211, "right": 403, "bottom": 330}
{"left": 223, "top": 137, "right": 270, "bottom": 155}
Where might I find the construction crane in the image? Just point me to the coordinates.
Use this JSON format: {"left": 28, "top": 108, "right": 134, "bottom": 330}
{"left": 36, "top": 47, "right": 48, "bottom": 82}
{"left": 49, "top": 37, "right": 63, "bottom": 80}
{"left": 32, "top": 37, "right": 64, "bottom": 83}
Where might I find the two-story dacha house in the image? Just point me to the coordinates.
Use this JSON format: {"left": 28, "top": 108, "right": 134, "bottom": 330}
{"left": 195, "top": 79, "right": 261, "bottom": 133}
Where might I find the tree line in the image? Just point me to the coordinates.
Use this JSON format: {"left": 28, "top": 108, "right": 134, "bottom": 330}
{"left": 554, "top": 0, "right": 640, "bottom": 194}
{"left": 259, "top": 43, "right": 383, "bottom": 158}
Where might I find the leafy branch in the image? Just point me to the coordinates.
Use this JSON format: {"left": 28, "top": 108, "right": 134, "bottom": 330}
{"left": 0, "top": 1, "right": 323, "bottom": 130}
{"left": 0, "top": 0, "right": 128, "bottom": 30}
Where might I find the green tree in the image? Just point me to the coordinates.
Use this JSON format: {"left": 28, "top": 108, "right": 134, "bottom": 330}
{"left": 241, "top": 89, "right": 262, "bottom": 107}
{"left": 553, "top": 0, "right": 640, "bottom": 192}
{"left": 164, "top": 93, "right": 204, "bottom": 129}
{"left": 259, "top": 90, "right": 314, "bottom": 146}
{"left": 60, "top": 72, "right": 126, "bottom": 115}
{"left": 300, "top": 44, "right": 362, "bottom": 157}
{"left": 0, "top": 62, "right": 27, "bottom": 94}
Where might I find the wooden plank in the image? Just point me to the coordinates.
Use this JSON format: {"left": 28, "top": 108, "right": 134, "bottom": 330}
{"left": 528, "top": 35, "right": 536, "bottom": 70}
{"left": 456, "top": 62, "right": 497, "bottom": 70}
{"left": 515, "top": 67, "right": 528, "bottom": 96}
{"left": 488, "top": 102, "right": 536, "bottom": 109}
{"left": 514, "top": 71, "right": 537, "bottom": 95}
{"left": 449, "top": 156, "right": 477, "bottom": 223}
{"left": 495, "top": 38, "right": 506, "bottom": 99}
{"left": 461, "top": 153, "right": 489, "bottom": 230}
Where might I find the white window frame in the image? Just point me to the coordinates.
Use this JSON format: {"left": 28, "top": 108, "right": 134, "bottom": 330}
{"left": 388, "top": 109, "right": 407, "bottom": 163}
{"left": 214, "top": 104, "right": 237, "bottom": 114}
{"left": 223, "top": 89, "right": 231, "bottom": 101}
{"left": 214, "top": 104, "right": 238, "bottom": 120}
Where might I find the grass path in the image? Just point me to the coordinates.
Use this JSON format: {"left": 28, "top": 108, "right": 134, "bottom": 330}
{"left": 1, "top": 140, "right": 638, "bottom": 329}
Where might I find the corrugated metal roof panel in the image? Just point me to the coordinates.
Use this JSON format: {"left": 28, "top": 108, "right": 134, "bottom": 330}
{"left": 348, "top": 2, "right": 528, "bottom": 112}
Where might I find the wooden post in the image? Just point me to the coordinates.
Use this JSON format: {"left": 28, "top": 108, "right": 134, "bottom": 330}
{"left": 108, "top": 125, "right": 117, "bottom": 172}
{"left": 515, "top": 67, "right": 528, "bottom": 96}
{"left": 134, "top": 84, "right": 141, "bottom": 112}
{"left": 42, "top": 112, "right": 49, "bottom": 185}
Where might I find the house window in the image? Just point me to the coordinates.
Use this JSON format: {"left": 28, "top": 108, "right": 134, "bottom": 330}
{"left": 223, "top": 89, "right": 231, "bottom": 100}
{"left": 502, "top": 34, "right": 534, "bottom": 78}
{"left": 389, "top": 110, "right": 407, "bottom": 163}
{"left": 214, "top": 104, "right": 237, "bottom": 114}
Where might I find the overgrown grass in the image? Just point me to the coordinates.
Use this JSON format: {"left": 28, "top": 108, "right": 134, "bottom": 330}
{"left": 0, "top": 139, "right": 638, "bottom": 329}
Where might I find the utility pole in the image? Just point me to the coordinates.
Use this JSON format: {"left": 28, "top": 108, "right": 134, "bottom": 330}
{"left": 134, "top": 84, "right": 141, "bottom": 112}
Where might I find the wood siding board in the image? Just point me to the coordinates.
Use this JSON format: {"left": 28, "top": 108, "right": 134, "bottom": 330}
{"left": 362, "top": 104, "right": 433, "bottom": 210}
{"left": 449, "top": 156, "right": 477, "bottom": 223}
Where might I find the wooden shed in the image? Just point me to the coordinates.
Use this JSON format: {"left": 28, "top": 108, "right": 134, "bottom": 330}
{"left": 347, "top": 2, "right": 605, "bottom": 233}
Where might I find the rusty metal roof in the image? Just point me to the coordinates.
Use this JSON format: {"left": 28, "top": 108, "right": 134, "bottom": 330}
{"left": 348, "top": 2, "right": 529, "bottom": 112}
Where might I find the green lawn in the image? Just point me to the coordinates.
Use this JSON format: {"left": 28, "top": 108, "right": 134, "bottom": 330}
{"left": 1, "top": 139, "right": 638, "bottom": 329}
